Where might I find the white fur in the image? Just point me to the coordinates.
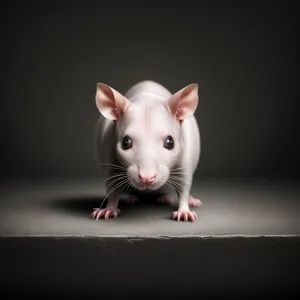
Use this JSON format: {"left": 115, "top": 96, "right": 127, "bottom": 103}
{"left": 94, "top": 80, "right": 201, "bottom": 221}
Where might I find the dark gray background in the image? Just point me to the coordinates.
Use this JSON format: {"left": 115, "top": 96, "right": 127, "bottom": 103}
{"left": 1, "top": 1, "right": 299, "bottom": 180}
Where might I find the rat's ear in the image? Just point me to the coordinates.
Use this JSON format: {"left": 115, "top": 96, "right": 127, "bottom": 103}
{"left": 166, "top": 83, "right": 199, "bottom": 121}
{"left": 95, "top": 83, "right": 130, "bottom": 121}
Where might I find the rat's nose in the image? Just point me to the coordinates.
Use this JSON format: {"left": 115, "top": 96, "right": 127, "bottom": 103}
{"left": 139, "top": 174, "right": 156, "bottom": 184}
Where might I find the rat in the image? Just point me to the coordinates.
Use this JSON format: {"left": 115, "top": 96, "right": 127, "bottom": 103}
{"left": 92, "top": 80, "right": 201, "bottom": 222}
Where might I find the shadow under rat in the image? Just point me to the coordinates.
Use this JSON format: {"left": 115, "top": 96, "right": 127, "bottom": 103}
{"left": 47, "top": 192, "right": 176, "bottom": 220}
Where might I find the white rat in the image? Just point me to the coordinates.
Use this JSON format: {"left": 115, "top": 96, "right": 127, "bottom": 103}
{"left": 92, "top": 80, "right": 201, "bottom": 222}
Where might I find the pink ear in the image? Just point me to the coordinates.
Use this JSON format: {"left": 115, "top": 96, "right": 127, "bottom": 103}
{"left": 166, "top": 83, "right": 199, "bottom": 121}
{"left": 95, "top": 83, "right": 130, "bottom": 121}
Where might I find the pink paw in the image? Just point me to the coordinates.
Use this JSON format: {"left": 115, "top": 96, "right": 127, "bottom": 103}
{"left": 91, "top": 207, "right": 121, "bottom": 220}
{"left": 188, "top": 196, "right": 202, "bottom": 207}
{"left": 157, "top": 195, "right": 173, "bottom": 205}
{"left": 173, "top": 210, "right": 197, "bottom": 222}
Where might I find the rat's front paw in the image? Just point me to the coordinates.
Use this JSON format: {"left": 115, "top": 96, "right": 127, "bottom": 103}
{"left": 173, "top": 210, "right": 197, "bottom": 222}
{"left": 188, "top": 196, "right": 202, "bottom": 207}
{"left": 91, "top": 207, "right": 121, "bottom": 220}
{"left": 157, "top": 195, "right": 173, "bottom": 205}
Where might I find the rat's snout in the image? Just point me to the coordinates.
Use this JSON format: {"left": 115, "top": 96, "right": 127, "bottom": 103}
{"left": 138, "top": 173, "right": 156, "bottom": 184}
{"left": 135, "top": 153, "right": 158, "bottom": 188}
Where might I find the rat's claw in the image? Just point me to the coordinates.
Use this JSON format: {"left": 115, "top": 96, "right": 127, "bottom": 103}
{"left": 96, "top": 209, "right": 105, "bottom": 220}
{"left": 104, "top": 210, "right": 111, "bottom": 220}
{"left": 184, "top": 212, "right": 188, "bottom": 222}
{"left": 92, "top": 208, "right": 121, "bottom": 221}
{"left": 173, "top": 210, "right": 197, "bottom": 222}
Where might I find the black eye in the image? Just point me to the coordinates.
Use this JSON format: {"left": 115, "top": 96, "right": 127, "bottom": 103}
{"left": 164, "top": 135, "right": 174, "bottom": 150}
{"left": 121, "top": 135, "right": 132, "bottom": 150}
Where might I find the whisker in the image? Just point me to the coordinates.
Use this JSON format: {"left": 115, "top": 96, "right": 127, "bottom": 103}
{"left": 107, "top": 178, "right": 130, "bottom": 196}
{"left": 97, "top": 163, "right": 126, "bottom": 170}
{"left": 170, "top": 166, "right": 198, "bottom": 173}
{"left": 167, "top": 179, "right": 192, "bottom": 201}
{"left": 126, "top": 175, "right": 136, "bottom": 193}
{"left": 107, "top": 175, "right": 127, "bottom": 189}
{"left": 104, "top": 172, "right": 127, "bottom": 183}
{"left": 126, "top": 177, "right": 135, "bottom": 193}
{"left": 168, "top": 178, "right": 183, "bottom": 190}
{"left": 171, "top": 167, "right": 188, "bottom": 171}
{"left": 98, "top": 177, "right": 130, "bottom": 210}
{"left": 170, "top": 171, "right": 188, "bottom": 176}
{"left": 169, "top": 174, "right": 191, "bottom": 184}
{"left": 166, "top": 181, "right": 183, "bottom": 197}
{"left": 122, "top": 181, "right": 132, "bottom": 195}
{"left": 128, "top": 182, "right": 134, "bottom": 195}
{"left": 168, "top": 178, "right": 191, "bottom": 200}
{"left": 165, "top": 181, "right": 184, "bottom": 200}
{"left": 169, "top": 175, "right": 191, "bottom": 185}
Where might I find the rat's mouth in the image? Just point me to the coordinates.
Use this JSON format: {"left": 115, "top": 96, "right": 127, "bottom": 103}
{"left": 131, "top": 182, "right": 154, "bottom": 191}
{"left": 130, "top": 179, "right": 166, "bottom": 191}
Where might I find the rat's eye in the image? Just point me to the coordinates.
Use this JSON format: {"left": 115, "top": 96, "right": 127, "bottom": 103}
{"left": 121, "top": 135, "right": 132, "bottom": 150}
{"left": 164, "top": 135, "right": 174, "bottom": 150}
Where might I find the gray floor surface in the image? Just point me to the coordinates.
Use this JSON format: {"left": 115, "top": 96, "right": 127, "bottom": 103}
{"left": 1, "top": 177, "right": 299, "bottom": 237}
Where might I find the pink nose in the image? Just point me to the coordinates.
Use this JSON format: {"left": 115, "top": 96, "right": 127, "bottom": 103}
{"left": 139, "top": 174, "right": 156, "bottom": 184}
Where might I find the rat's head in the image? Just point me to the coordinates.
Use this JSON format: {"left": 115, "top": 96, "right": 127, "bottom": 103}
{"left": 95, "top": 82, "right": 198, "bottom": 191}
